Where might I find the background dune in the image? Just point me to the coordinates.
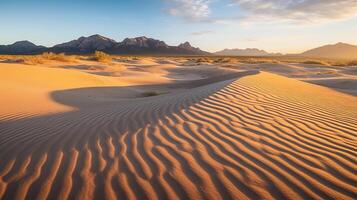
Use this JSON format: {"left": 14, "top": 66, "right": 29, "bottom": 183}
{"left": 0, "top": 57, "right": 356, "bottom": 200}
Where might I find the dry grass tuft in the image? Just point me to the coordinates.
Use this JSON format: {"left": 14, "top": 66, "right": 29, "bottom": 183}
{"left": 334, "top": 60, "right": 357, "bottom": 66}
{"left": 0, "top": 53, "right": 77, "bottom": 65}
{"left": 93, "top": 51, "right": 112, "bottom": 62}
{"left": 41, "top": 52, "right": 76, "bottom": 62}
{"left": 302, "top": 60, "right": 329, "bottom": 65}
{"left": 22, "top": 56, "right": 45, "bottom": 65}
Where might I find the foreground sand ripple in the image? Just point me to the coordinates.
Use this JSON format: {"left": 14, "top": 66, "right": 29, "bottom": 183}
{"left": 0, "top": 72, "right": 356, "bottom": 200}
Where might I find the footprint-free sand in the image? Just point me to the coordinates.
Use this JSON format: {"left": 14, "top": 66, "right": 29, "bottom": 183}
{"left": 0, "top": 58, "right": 356, "bottom": 200}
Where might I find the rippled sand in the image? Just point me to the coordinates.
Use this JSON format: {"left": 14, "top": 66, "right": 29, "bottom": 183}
{"left": 0, "top": 58, "right": 356, "bottom": 200}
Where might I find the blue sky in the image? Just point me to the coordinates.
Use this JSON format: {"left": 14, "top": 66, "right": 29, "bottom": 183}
{"left": 1, "top": 0, "right": 357, "bottom": 53}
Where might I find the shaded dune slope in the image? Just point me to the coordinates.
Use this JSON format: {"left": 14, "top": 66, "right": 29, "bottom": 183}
{"left": 0, "top": 72, "right": 356, "bottom": 200}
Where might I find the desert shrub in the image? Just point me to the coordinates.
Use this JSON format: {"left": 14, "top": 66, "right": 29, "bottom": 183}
{"left": 302, "top": 60, "right": 329, "bottom": 65}
{"left": 22, "top": 56, "right": 45, "bottom": 65}
{"left": 333, "top": 60, "right": 357, "bottom": 66}
{"left": 340, "top": 60, "right": 357, "bottom": 66}
{"left": 0, "top": 53, "right": 76, "bottom": 65}
{"left": 196, "top": 58, "right": 204, "bottom": 63}
{"left": 194, "top": 57, "right": 211, "bottom": 64}
{"left": 237, "top": 58, "right": 268, "bottom": 64}
{"left": 221, "top": 58, "right": 232, "bottom": 63}
{"left": 41, "top": 52, "right": 76, "bottom": 62}
{"left": 93, "top": 51, "right": 112, "bottom": 62}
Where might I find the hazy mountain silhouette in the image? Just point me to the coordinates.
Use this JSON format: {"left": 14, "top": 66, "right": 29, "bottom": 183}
{"left": 215, "top": 48, "right": 282, "bottom": 56}
{"left": 298, "top": 42, "right": 357, "bottom": 59}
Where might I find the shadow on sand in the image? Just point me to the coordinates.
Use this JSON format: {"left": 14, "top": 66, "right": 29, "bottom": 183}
{"left": 0, "top": 70, "right": 259, "bottom": 200}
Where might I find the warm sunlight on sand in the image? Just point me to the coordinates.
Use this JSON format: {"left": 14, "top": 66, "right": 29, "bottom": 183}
{"left": 0, "top": 56, "right": 356, "bottom": 200}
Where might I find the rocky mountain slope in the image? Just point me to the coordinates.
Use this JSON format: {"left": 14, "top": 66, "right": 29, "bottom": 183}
{"left": 0, "top": 41, "right": 46, "bottom": 55}
{"left": 0, "top": 34, "right": 209, "bottom": 55}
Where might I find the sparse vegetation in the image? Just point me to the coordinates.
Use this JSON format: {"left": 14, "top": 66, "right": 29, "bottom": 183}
{"left": 334, "top": 60, "right": 357, "bottom": 66}
{"left": 93, "top": 51, "right": 112, "bottom": 62}
{"left": 41, "top": 52, "right": 76, "bottom": 62}
{"left": 0, "top": 52, "right": 77, "bottom": 65}
{"left": 22, "top": 56, "right": 45, "bottom": 65}
{"left": 302, "top": 60, "right": 329, "bottom": 65}
{"left": 1, "top": 54, "right": 357, "bottom": 67}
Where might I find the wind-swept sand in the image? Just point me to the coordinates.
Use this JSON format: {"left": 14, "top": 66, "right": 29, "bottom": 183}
{"left": 0, "top": 59, "right": 356, "bottom": 200}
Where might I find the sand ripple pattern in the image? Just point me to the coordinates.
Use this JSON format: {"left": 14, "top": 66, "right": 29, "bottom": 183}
{"left": 0, "top": 72, "right": 356, "bottom": 200}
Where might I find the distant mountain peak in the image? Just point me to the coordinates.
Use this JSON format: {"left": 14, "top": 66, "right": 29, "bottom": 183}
{"left": 299, "top": 42, "right": 357, "bottom": 59}
{"left": 178, "top": 42, "right": 204, "bottom": 53}
{"left": 52, "top": 34, "right": 117, "bottom": 53}
{"left": 135, "top": 36, "right": 149, "bottom": 40}
{"left": 1, "top": 34, "right": 210, "bottom": 55}
{"left": 87, "top": 34, "right": 116, "bottom": 42}
{"left": 119, "top": 36, "right": 168, "bottom": 49}
{"left": 0, "top": 40, "right": 45, "bottom": 55}
{"left": 215, "top": 48, "right": 281, "bottom": 56}
{"left": 12, "top": 40, "right": 38, "bottom": 47}
{"left": 178, "top": 42, "right": 193, "bottom": 48}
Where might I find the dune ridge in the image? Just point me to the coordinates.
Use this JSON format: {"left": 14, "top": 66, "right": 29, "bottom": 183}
{"left": 0, "top": 65, "right": 356, "bottom": 200}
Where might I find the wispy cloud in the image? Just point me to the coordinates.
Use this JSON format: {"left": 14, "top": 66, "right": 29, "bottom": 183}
{"left": 165, "top": 0, "right": 211, "bottom": 21}
{"left": 191, "top": 30, "right": 214, "bottom": 35}
{"left": 230, "top": 0, "right": 357, "bottom": 24}
{"left": 166, "top": 0, "right": 357, "bottom": 24}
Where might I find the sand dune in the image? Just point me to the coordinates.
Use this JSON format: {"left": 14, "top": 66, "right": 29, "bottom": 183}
{"left": 230, "top": 62, "right": 357, "bottom": 96}
{"left": 0, "top": 60, "right": 356, "bottom": 200}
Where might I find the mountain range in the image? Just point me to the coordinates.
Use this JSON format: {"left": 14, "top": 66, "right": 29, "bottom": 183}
{"left": 215, "top": 48, "right": 282, "bottom": 56}
{"left": 214, "top": 43, "right": 357, "bottom": 59}
{"left": 0, "top": 34, "right": 209, "bottom": 55}
{"left": 0, "top": 41, "right": 47, "bottom": 55}
{"left": 298, "top": 42, "right": 357, "bottom": 59}
{"left": 1, "top": 35, "right": 357, "bottom": 59}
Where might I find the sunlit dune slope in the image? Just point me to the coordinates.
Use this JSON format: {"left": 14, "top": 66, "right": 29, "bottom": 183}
{"left": 0, "top": 63, "right": 127, "bottom": 118}
{"left": 0, "top": 63, "right": 356, "bottom": 200}
{"left": 0, "top": 61, "right": 177, "bottom": 119}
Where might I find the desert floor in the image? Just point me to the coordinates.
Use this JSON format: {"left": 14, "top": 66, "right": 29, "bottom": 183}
{"left": 0, "top": 57, "right": 356, "bottom": 200}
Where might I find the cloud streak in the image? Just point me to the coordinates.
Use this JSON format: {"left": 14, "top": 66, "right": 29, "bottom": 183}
{"left": 191, "top": 30, "right": 214, "bottom": 35}
{"left": 166, "top": 0, "right": 357, "bottom": 24}
{"left": 232, "top": 0, "right": 357, "bottom": 23}
{"left": 165, "top": 0, "right": 211, "bottom": 21}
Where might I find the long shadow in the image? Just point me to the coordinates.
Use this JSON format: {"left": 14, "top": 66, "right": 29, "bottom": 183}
{"left": 0, "top": 70, "right": 258, "bottom": 157}
{"left": 0, "top": 70, "right": 259, "bottom": 199}
{"left": 0, "top": 70, "right": 257, "bottom": 155}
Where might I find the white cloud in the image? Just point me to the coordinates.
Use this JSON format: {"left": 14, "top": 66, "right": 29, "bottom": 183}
{"left": 166, "top": 0, "right": 211, "bottom": 21}
{"left": 166, "top": 0, "right": 357, "bottom": 24}
{"left": 191, "top": 30, "right": 214, "bottom": 35}
{"left": 231, "top": 0, "right": 357, "bottom": 23}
